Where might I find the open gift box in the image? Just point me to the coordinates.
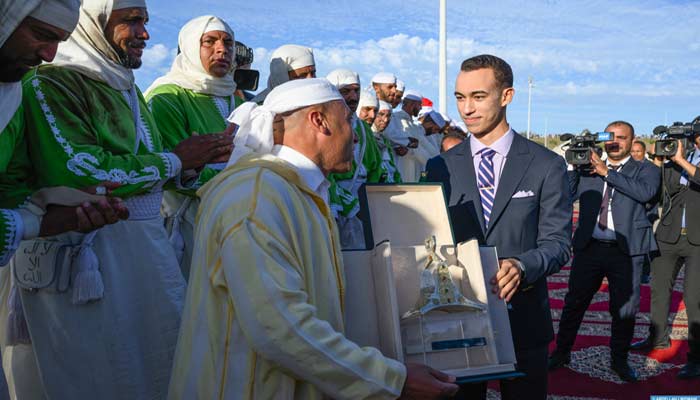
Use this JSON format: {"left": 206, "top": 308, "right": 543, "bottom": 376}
{"left": 342, "top": 184, "right": 522, "bottom": 383}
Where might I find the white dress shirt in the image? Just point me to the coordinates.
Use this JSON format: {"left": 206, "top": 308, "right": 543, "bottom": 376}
{"left": 470, "top": 127, "right": 515, "bottom": 194}
{"left": 592, "top": 155, "right": 631, "bottom": 241}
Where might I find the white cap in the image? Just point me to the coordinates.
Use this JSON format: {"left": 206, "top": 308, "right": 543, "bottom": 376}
{"left": 427, "top": 110, "right": 447, "bottom": 129}
{"left": 357, "top": 88, "right": 379, "bottom": 111}
{"left": 371, "top": 72, "right": 396, "bottom": 85}
{"left": 378, "top": 100, "right": 392, "bottom": 111}
{"left": 395, "top": 79, "right": 405, "bottom": 92}
{"left": 326, "top": 68, "right": 360, "bottom": 90}
{"left": 402, "top": 89, "right": 422, "bottom": 102}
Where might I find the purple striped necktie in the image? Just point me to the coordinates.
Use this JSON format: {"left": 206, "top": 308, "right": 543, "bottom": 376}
{"left": 477, "top": 148, "right": 497, "bottom": 228}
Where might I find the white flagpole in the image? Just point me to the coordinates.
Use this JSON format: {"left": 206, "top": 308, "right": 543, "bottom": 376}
{"left": 439, "top": 0, "right": 447, "bottom": 114}
{"left": 527, "top": 76, "right": 533, "bottom": 140}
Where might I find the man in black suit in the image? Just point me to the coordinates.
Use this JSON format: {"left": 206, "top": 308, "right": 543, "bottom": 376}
{"left": 632, "top": 134, "right": 700, "bottom": 379}
{"left": 426, "top": 54, "right": 572, "bottom": 400}
{"left": 549, "top": 121, "right": 661, "bottom": 382}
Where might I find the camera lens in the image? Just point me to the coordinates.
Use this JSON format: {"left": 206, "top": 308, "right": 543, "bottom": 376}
{"left": 575, "top": 152, "right": 586, "bottom": 160}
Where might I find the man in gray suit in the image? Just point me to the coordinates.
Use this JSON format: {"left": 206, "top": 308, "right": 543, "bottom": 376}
{"left": 426, "top": 54, "right": 572, "bottom": 400}
{"left": 549, "top": 121, "right": 661, "bottom": 382}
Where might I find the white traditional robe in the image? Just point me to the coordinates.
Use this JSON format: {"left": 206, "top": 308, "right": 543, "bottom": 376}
{"left": 169, "top": 151, "right": 405, "bottom": 400}
{"left": 386, "top": 110, "right": 435, "bottom": 182}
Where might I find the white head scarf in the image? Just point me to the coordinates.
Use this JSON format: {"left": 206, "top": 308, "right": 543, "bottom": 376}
{"left": 395, "top": 79, "right": 405, "bottom": 92}
{"left": 227, "top": 78, "right": 342, "bottom": 166}
{"left": 53, "top": 0, "right": 147, "bottom": 91}
{"left": 378, "top": 100, "right": 392, "bottom": 111}
{"left": 0, "top": 0, "right": 80, "bottom": 133}
{"left": 252, "top": 44, "right": 315, "bottom": 103}
{"left": 356, "top": 88, "right": 378, "bottom": 118}
{"left": 371, "top": 72, "right": 396, "bottom": 85}
{"left": 326, "top": 69, "right": 360, "bottom": 90}
{"left": 144, "top": 15, "right": 236, "bottom": 97}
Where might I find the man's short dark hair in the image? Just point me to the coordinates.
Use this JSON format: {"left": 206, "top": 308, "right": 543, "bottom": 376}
{"left": 460, "top": 54, "right": 513, "bottom": 89}
{"left": 633, "top": 140, "right": 646, "bottom": 150}
{"left": 606, "top": 120, "right": 635, "bottom": 137}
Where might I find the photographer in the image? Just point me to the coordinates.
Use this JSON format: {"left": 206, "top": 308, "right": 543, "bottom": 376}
{"left": 632, "top": 132, "right": 700, "bottom": 380}
{"left": 549, "top": 121, "right": 660, "bottom": 382}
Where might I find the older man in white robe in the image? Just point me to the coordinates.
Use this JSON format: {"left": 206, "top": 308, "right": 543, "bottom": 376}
{"left": 170, "top": 78, "right": 459, "bottom": 400}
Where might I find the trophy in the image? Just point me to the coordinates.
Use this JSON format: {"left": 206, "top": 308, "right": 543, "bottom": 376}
{"left": 403, "top": 236, "right": 487, "bottom": 319}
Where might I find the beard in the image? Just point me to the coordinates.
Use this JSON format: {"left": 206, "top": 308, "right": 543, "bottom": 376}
{"left": 114, "top": 40, "right": 145, "bottom": 69}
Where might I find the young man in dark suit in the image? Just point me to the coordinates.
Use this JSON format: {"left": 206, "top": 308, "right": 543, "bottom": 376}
{"left": 425, "top": 54, "right": 572, "bottom": 400}
{"left": 632, "top": 133, "right": 700, "bottom": 380}
{"left": 549, "top": 121, "right": 661, "bottom": 382}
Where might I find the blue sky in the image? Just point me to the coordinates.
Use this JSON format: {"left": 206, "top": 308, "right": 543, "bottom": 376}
{"left": 136, "top": 0, "right": 700, "bottom": 136}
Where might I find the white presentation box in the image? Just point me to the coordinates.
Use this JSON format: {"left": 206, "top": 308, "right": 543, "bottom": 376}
{"left": 342, "top": 184, "right": 520, "bottom": 382}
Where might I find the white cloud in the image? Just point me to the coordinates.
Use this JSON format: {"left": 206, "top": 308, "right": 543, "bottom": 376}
{"left": 141, "top": 43, "right": 174, "bottom": 70}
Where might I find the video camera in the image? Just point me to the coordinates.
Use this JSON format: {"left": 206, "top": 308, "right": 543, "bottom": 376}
{"left": 560, "top": 131, "right": 613, "bottom": 165}
{"left": 652, "top": 122, "right": 700, "bottom": 157}
{"left": 233, "top": 41, "right": 259, "bottom": 92}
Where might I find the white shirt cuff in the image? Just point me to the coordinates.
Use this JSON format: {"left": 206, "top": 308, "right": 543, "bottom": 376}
{"left": 163, "top": 152, "right": 183, "bottom": 179}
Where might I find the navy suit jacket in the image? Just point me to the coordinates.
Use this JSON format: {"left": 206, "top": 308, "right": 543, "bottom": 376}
{"left": 426, "top": 132, "right": 572, "bottom": 350}
{"left": 569, "top": 158, "right": 661, "bottom": 256}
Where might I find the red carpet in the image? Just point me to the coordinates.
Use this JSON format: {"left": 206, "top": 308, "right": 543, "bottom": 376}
{"left": 487, "top": 211, "right": 699, "bottom": 399}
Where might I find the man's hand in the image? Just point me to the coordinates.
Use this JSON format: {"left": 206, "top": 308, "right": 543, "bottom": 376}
{"left": 39, "top": 198, "right": 129, "bottom": 237}
{"left": 491, "top": 258, "right": 523, "bottom": 302}
{"left": 394, "top": 146, "right": 409, "bottom": 156}
{"left": 407, "top": 137, "right": 419, "bottom": 149}
{"left": 400, "top": 363, "right": 459, "bottom": 399}
{"left": 670, "top": 139, "right": 686, "bottom": 164}
{"left": 173, "top": 133, "right": 233, "bottom": 170}
{"left": 589, "top": 151, "right": 608, "bottom": 177}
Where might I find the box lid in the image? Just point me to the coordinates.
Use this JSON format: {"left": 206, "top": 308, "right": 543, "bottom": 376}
{"left": 359, "top": 184, "right": 455, "bottom": 248}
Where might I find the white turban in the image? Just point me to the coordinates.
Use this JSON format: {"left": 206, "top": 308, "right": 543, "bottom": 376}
{"left": 30, "top": 0, "right": 81, "bottom": 33}
{"left": 378, "top": 100, "right": 392, "bottom": 111}
{"left": 371, "top": 72, "right": 396, "bottom": 85}
{"left": 403, "top": 89, "right": 422, "bottom": 102}
{"left": 326, "top": 69, "right": 360, "bottom": 90}
{"left": 53, "top": 0, "right": 148, "bottom": 90}
{"left": 356, "top": 88, "right": 378, "bottom": 118}
{"left": 0, "top": 0, "right": 80, "bottom": 133}
{"left": 145, "top": 15, "right": 236, "bottom": 97}
{"left": 227, "top": 78, "right": 343, "bottom": 166}
{"left": 395, "top": 79, "right": 405, "bottom": 92}
{"left": 252, "top": 44, "right": 315, "bottom": 103}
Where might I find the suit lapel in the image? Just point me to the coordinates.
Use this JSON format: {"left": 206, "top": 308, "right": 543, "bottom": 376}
{"left": 487, "top": 134, "right": 534, "bottom": 236}
{"left": 454, "top": 140, "right": 486, "bottom": 232}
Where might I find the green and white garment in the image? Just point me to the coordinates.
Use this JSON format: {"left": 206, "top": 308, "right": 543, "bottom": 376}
{"left": 371, "top": 124, "right": 402, "bottom": 184}
{"left": 147, "top": 83, "right": 243, "bottom": 279}
{"left": 0, "top": 105, "right": 32, "bottom": 266}
{"left": 328, "top": 117, "right": 385, "bottom": 248}
{"left": 19, "top": 65, "right": 186, "bottom": 400}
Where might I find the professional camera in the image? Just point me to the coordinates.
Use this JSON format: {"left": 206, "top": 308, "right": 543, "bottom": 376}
{"left": 233, "top": 41, "right": 259, "bottom": 92}
{"left": 560, "top": 131, "right": 613, "bottom": 165}
{"left": 652, "top": 122, "right": 700, "bottom": 157}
